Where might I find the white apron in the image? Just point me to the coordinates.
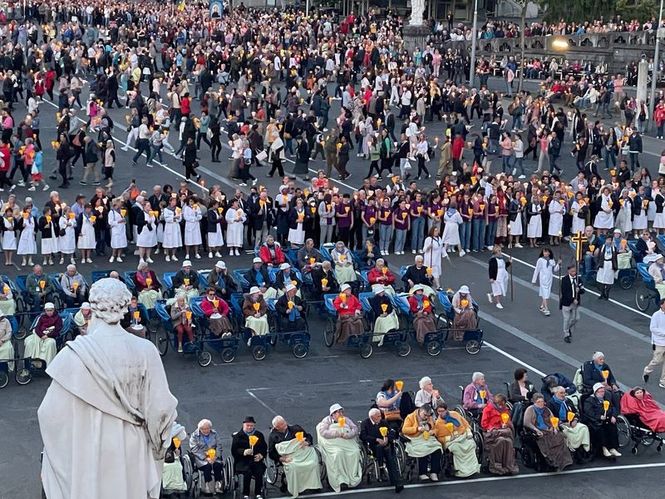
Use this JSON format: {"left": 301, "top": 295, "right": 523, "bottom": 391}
{"left": 162, "top": 208, "right": 183, "bottom": 249}
{"left": 58, "top": 217, "right": 77, "bottom": 254}
{"left": 108, "top": 210, "right": 128, "bottom": 249}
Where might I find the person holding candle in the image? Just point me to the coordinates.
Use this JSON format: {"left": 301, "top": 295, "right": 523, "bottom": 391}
{"left": 276, "top": 284, "right": 307, "bottom": 332}
{"left": 107, "top": 198, "right": 127, "bottom": 263}
{"left": 402, "top": 404, "right": 443, "bottom": 481}
{"left": 242, "top": 287, "right": 270, "bottom": 338}
{"left": 415, "top": 376, "right": 444, "bottom": 408}
{"left": 463, "top": 372, "right": 493, "bottom": 419}
{"left": 522, "top": 393, "right": 574, "bottom": 471}
{"left": 582, "top": 351, "right": 622, "bottom": 407}
{"left": 331, "top": 240, "right": 357, "bottom": 286}
{"left": 38, "top": 207, "right": 59, "bottom": 266}
{"left": 23, "top": 302, "right": 62, "bottom": 367}
{"left": 136, "top": 201, "right": 158, "bottom": 265}
{"left": 183, "top": 196, "right": 203, "bottom": 260}
{"left": 60, "top": 264, "right": 87, "bottom": 307}
{"left": 370, "top": 284, "right": 399, "bottom": 345}
{"left": 548, "top": 386, "right": 591, "bottom": 456}
{"left": 367, "top": 258, "right": 397, "bottom": 293}
{"left": 273, "top": 262, "right": 303, "bottom": 297}
{"left": 170, "top": 294, "right": 195, "bottom": 353}
{"left": 487, "top": 244, "right": 511, "bottom": 310}
{"left": 621, "top": 386, "right": 665, "bottom": 433}
{"left": 75, "top": 203, "right": 97, "bottom": 264}
{"left": 360, "top": 408, "right": 404, "bottom": 493}
{"left": 25, "top": 264, "right": 56, "bottom": 311}
{"left": 201, "top": 287, "right": 233, "bottom": 337}
{"left": 73, "top": 302, "right": 93, "bottom": 337}
{"left": 316, "top": 403, "right": 362, "bottom": 493}
{"left": 16, "top": 206, "right": 36, "bottom": 267}
{"left": 231, "top": 416, "right": 267, "bottom": 499}
{"left": 134, "top": 261, "right": 162, "bottom": 310}
{"left": 122, "top": 296, "right": 148, "bottom": 338}
{"left": 172, "top": 260, "right": 201, "bottom": 303}
{"left": 408, "top": 285, "right": 437, "bottom": 345}
{"left": 245, "top": 257, "right": 272, "bottom": 294}
{"left": 190, "top": 419, "right": 225, "bottom": 495}
{"left": 451, "top": 285, "right": 479, "bottom": 340}
{"left": 0, "top": 311, "right": 14, "bottom": 372}
{"left": 207, "top": 261, "right": 238, "bottom": 300}
{"left": 423, "top": 226, "right": 444, "bottom": 290}
{"left": 268, "top": 415, "right": 322, "bottom": 497}
{"left": 296, "top": 239, "right": 323, "bottom": 274}
{"left": 434, "top": 403, "right": 481, "bottom": 478}
{"left": 225, "top": 198, "right": 247, "bottom": 257}
{"left": 480, "top": 393, "right": 519, "bottom": 475}
{"left": 332, "top": 283, "right": 364, "bottom": 345}
{"left": 0, "top": 206, "right": 16, "bottom": 266}
{"left": 162, "top": 196, "right": 183, "bottom": 263}
{"left": 582, "top": 383, "right": 622, "bottom": 458}
{"left": 402, "top": 255, "right": 436, "bottom": 295}
{"left": 311, "top": 260, "right": 339, "bottom": 299}
{"left": 357, "top": 238, "right": 385, "bottom": 272}
{"left": 531, "top": 247, "right": 561, "bottom": 317}
{"left": 258, "top": 235, "right": 286, "bottom": 267}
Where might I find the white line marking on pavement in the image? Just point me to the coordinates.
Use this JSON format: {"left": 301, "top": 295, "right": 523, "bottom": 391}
{"left": 483, "top": 340, "right": 546, "bottom": 377}
{"left": 246, "top": 389, "right": 279, "bottom": 416}
{"left": 506, "top": 253, "right": 651, "bottom": 319}
{"left": 268, "top": 462, "right": 665, "bottom": 498}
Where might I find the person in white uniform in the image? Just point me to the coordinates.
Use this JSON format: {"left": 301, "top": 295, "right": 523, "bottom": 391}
{"left": 136, "top": 201, "right": 158, "bottom": 265}
{"left": 442, "top": 204, "right": 463, "bottom": 256}
{"left": 58, "top": 207, "right": 77, "bottom": 265}
{"left": 1, "top": 207, "right": 17, "bottom": 266}
{"left": 107, "top": 199, "right": 128, "bottom": 263}
{"left": 162, "top": 197, "right": 183, "bottom": 262}
{"left": 593, "top": 187, "right": 615, "bottom": 235}
{"left": 595, "top": 237, "right": 617, "bottom": 300}
{"left": 526, "top": 199, "right": 542, "bottom": 248}
{"left": 570, "top": 194, "right": 587, "bottom": 236}
{"left": 225, "top": 198, "right": 246, "bottom": 256}
{"left": 423, "top": 226, "right": 444, "bottom": 289}
{"left": 183, "top": 198, "right": 203, "bottom": 259}
{"left": 77, "top": 204, "right": 97, "bottom": 264}
{"left": 531, "top": 248, "right": 561, "bottom": 316}
{"left": 17, "top": 210, "right": 37, "bottom": 267}
{"left": 547, "top": 193, "right": 565, "bottom": 245}
{"left": 487, "top": 245, "right": 511, "bottom": 309}
{"left": 206, "top": 201, "right": 225, "bottom": 259}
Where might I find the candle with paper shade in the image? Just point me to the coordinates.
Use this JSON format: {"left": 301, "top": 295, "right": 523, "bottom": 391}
{"left": 146, "top": 277, "right": 153, "bottom": 287}
{"left": 184, "top": 278, "right": 190, "bottom": 286}
{"left": 379, "top": 426, "right": 388, "bottom": 437}
{"left": 133, "top": 310, "right": 140, "bottom": 320}
{"left": 445, "top": 422, "right": 455, "bottom": 434}
{"left": 253, "top": 302, "right": 260, "bottom": 312}
{"left": 422, "top": 430, "right": 430, "bottom": 440}
{"left": 550, "top": 417, "right": 559, "bottom": 428}
{"left": 39, "top": 280, "right": 46, "bottom": 289}
{"left": 185, "top": 310, "right": 192, "bottom": 321}
{"left": 339, "top": 293, "right": 347, "bottom": 302}
{"left": 601, "top": 370, "right": 610, "bottom": 380}
{"left": 295, "top": 431, "right": 304, "bottom": 441}
{"left": 287, "top": 300, "right": 294, "bottom": 310}
{"left": 603, "top": 400, "right": 610, "bottom": 412}
{"left": 395, "top": 380, "right": 404, "bottom": 391}
{"left": 501, "top": 412, "right": 510, "bottom": 425}
{"left": 321, "top": 278, "right": 328, "bottom": 288}
{"left": 337, "top": 416, "right": 346, "bottom": 428}
{"left": 249, "top": 435, "right": 259, "bottom": 448}
{"left": 567, "top": 411, "right": 575, "bottom": 423}
{"left": 206, "top": 448, "right": 216, "bottom": 460}
{"left": 173, "top": 437, "right": 181, "bottom": 449}
{"left": 479, "top": 390, "right": 486, "bottom": 400}
{"left": 381, "top": 303, "right": 388, "bottom": 313}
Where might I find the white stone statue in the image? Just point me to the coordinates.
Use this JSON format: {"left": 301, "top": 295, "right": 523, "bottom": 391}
{"left": 38, "top": 278, "right": 178, "bottom": 499}
{"left": 410, "top": 0, "right": 426, "bottom": 26}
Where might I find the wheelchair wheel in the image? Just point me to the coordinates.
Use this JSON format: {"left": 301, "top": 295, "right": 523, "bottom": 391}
{"left": 396, "top": 341, "right": 411, "bottom": 357}
{"left": 465, "top": 339, "right": 481, "bottom": 355}
{"left": 182, "top": 454, "right": 194, "bottom": 495}
{"left": 220, "top": 348, "right": 236, "bottom": 363}
{"left": 426, "top": 340, "right": 442, "bottom": 356}
{"left": 265, "top": 457, "right": 278, "bottom": 485}
{"left": 154, "top": 327, "right": 169, "bottom": 357}
{"left": 360, "top": 343, "right": 373, "bottom": 359}
{"left": 197, "top": 350, "right": 212, "bottom": 368}
{"left": 635, "top": 287, "right": 653, "bottom": 312}
{"left": 292, "top": 342, "right": 308, "bottom": 359}
{"left": 223, "top": 456, "right": 234, "bottom": 493}
{"left": 15, "top": 367, "right": 32, "bottom": 385}
{"left": 252, "top": 344, "right": 267, "bottom": 361}
{"left": 393, "top": 440, "right": 406, "bottom": 479}
{"left": 324, "top": 319, "right": 335, "bottom": 347}
{"left": 14, "top": 325, "right": 28, "bottom": 341}
{"left": 618, "top": 275, "right": 634, "bottom": 290}
{"left": 616, "top": 415, "right": 632, "bottom": 448}
{"left": 0, "top": 371, "right": 8, "bottom": 389}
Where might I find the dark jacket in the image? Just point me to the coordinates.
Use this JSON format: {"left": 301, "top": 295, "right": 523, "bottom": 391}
{"left": 559, "top": 273, "right": 584, "bottom": 309}
{"left": 402, "top": 264, "right": 433, "bottom": 288}
{"left": 268, "top": 425, "right": 312, "bottom": 463}
{"left": 488, "top": 256, "right": 511, "bottom": 280}
{"left": 581, "top": 360, "right": 617, "bottom": 390}
{"left": 231, "top": 430, "right": 268, "bottom": 473}
{"left": 582, "top": 394, "right": 618, "bottom": 429}
{"left": 244, "top": 267, "right": 271, "bottom": 288}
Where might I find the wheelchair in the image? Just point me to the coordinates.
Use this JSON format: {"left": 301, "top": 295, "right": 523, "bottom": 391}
{"left": 617, "top": 413, "right": 664, "bottom": 455}
{"left": 154, "top": 299, "right": 203, "bottom": 360}
{"left": 21, "top": 311, "right": 75, "bottom": 377}
{"left": 249, "top": 298, "right": 311, "bottom": 361}
{"left": 160, "top": 452, "right": 195, "bottom": 498}
{"left": 322, "top": 293, "right": 374, "bottom": 358}
{"left": 190, "top": 297, "right": 240, "bottom": 367}
{"left": 0, "top": 316, "right": 32, "bottom": 387}
{"left": 635, "top": 262, "right": 662, "bottom": 312}
{"left": 361, "top": 434, "right": 406, "bottom": 485}
{"left": 265, "top": 439, "right": 327, "bottom": 494}
{"left": 14, "top": 275, "right": 64, "bottom": 334}
{"left": 133, "top": 302, "right": 169, "bottom": 357}
{"left": 187, "top": 451, "right": 234, "bottom": 498}
{"left": 436, "top": 290, "right": 483, "bottom": 355}
{"left": 359, "top": 292, "right": 411, "bottom": 358}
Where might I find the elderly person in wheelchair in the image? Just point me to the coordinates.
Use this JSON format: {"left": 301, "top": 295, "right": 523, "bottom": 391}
{"left": 0, "top": 281, "right": 16, "bottom": 317}
{"left": 268, "top": 415, "right": 322, "bottom": 497}
{"left": 522, "top": 393, "right": 574, "bottom": 471}
{"left": 402, "top": 403, "right": 443, "bottom": 481}
{"left": 0, "top": 312, "right": 14, "bottom": 371}
{"left": 582, "top": 351, "right": 622, "bottom": 407}
{"left": 360, "top": 408, "right": 404, "bottom": 493}
{"left": 23, "top": 302, "right": 62, "bottom": 367}
{"left": 331, "top": 241, "right": 357, "bottom": 286}
{"left": 408, "top": 285, "right": 437, "bottom": 345}
{"left": 621, "top": 386, "right": 665, "bottom": 433}
{"left": 231, "top": 416, "right": 267, "bottom": 499}
{"left": 316, "top": 403, "right": 362, "bottom": 493}
{"left": 434, "top": 403, "right": 481, "bottom": 478}
{"left": 161, "top": 423, "right": 189, "bottom": 497}
{"left": 243, "top": 287, "right": 270, "bottom": 337}
{"left": 480, "top": 393, "right": 519, "bottom": 475}
{"left": 415, "top": 376, "right": 444, "bottom": 408}
{"left": 333, "top": 283, "right": 364, "bottom": 345}
{"left": 463, "top": 372, "right": 493, "bottom": 420}
{"left": 582, "top": 383, "right": 622, "bottom": 458}
{"left": 189, "top": 419, "right": 225, "bottom": 494}
{"left": 370, "top": 284, "right": 399, "bottom": 345}
{"left": 276, "top": 284, "right": 307, "bottom": 332}
{"left": 548, "top": 385, "right": 591, "bottom": 457}
{"left": 451, "top": 285, "right": 478, "bottom": 341}
{"left": 367, "top": 258, "right": 396, "bottom": 293}
{"left": 376, "top": 379, "right": 416, "bottom": 424}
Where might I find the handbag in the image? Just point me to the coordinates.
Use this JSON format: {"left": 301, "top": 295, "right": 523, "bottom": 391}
{"left": 383, "top": 409, "right": 402, "bottom": 421}
{"left": 256, "top": 150, "right": 268, "bottom": 162}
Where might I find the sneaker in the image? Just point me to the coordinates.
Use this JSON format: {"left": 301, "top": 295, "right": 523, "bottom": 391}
{"left": 544, "top": 309, "right": 551, "bottom": 316}
{"left": 42, "top": 184, "right": 50, "bottom": 191}
{"left": 659, "top": 383, "right": 665, "bottom": 389}
{"left": 109, "top": 256, "right": 115, "bottom": 263}
{"left": 215, "top": 481, "right": 223, "bottom": 493}
{"left": 487, "top": 293, "right": 493, "bottom": 304}
{"left": 86, "top": 258, "right": 93, "bottom": 263}
{"left": 17, "top": 180, "right": 25, "bottom": 187}
{"left": 215, "top": 252, "right": 222, "bottom": 258}
{"left": 412, "top": 250, "right": 417, "bottom": 254}
{"left": 27, "top": 186, "right": 36, "bottom": 191}
{"left": 208, "top": 252, "right": 213, "bottom": 259}
{"left": 418, "top": 474, "right": 430, "bottom": 481}
{"left": 609, "top": 449, "right": 622, "bottom": 457}
{"left": 602, "top": 447, "right": 611, "bottom": 457}
{"left": 496, "top": 303, "right": 504, "bottom": 309}
{"left": 512, "top": 168, "right": 517, "bottom": 176}
{"left": 518, "top": 174, "right": 526, "bottom": 179}
{"left": 195, "top": 253, "right": 201, "bottom": 259}
{"left": 515, "top": 243, "right": 523, "bottom": 248}
{"left": 116, "top": 257, "right": 123, "bottom": 263}
{"left": 172, "top": 255, "right": 178, "bottom": 261}
{"left": 165, "top": 255, "right": 171, "bottom": 262}
{"left": 429, "top": 473, "right": 439, "bottom": 482}
{"left": 459, "top": 250, "right": 466, "bottom": 257}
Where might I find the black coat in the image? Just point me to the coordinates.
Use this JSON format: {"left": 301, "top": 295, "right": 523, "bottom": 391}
{"left": 559, "top": 273, "right": 584, "bottom": 309}
{"left": 268, "top": 425, "right": 312, "bottom": 463}
{"left": 360, "top": 417, "right": 395, "bottom": 451}
{"left": 274, "top": 269, "right": 302, "bottom": 291}
{"left": 582, "top": 394, "right": 618, "bottom": 429}
{"left": 488, "top": 256, "right": 511, "bottom": 280}
{"left": 231, "top": 430, "right": 268, "bottom": 473}
{"left": 402, "top": 264, "right": 433, "bottom": 287}
{"left": 244, "top": 267, "right": 270, "bottom": 288}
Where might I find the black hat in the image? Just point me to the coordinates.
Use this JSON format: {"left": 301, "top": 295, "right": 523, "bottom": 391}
{"left": 243, "top": 416, "right": 256, "bottom": 424}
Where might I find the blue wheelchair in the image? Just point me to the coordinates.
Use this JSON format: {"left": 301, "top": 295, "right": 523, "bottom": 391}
{"left": 436, "top": 290, "right": 483, "bottom": 355}
{"left": 190, "top": 296, "right": 240, "bottom": 367}
{"left": 0, "top": 316, "right": 32, "bottom": 387}
{"left": 322, "top": 293, "right": 373, "bottom": 358}
{"left": 359, "top": 292, "right": 411, "bottom": 357}
{"left": 22, "top": 311, "right": 75, "bottom": 376}
{"left": 635, "top": 263, "right": 661, "bottom": 312}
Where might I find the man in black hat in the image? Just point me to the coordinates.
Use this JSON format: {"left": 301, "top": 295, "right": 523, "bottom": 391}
{"left": 231, "top": 416, "right": 267, "bottom": 499}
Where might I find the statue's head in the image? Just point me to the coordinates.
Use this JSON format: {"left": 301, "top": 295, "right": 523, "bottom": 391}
{"left": 89, "top": 277, "right": 133, "bottom": 325}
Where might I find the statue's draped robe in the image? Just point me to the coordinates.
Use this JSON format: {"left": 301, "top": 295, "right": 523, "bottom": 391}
{"left": 38, "top": 319, "right": 178, "bottom": 499}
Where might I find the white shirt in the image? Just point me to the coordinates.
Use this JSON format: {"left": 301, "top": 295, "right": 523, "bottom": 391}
{"left": 650, "top": 309, "right": 665, "bottom": 346}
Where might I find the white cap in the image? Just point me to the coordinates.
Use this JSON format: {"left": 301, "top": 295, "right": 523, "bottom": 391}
{"left": 340, "top": 283, "right": 351, "bottom": 292}
{"left": 81, "top": 302, "right": 91, "bottom": 309}
{"left": 593, "top": 382, "right": 605, "bottom": 393}
{"left": 182, "top": 260, "right": 192, "bottom": 267}
{"left": 215, "top": 261, "right": 226, "bottom": 269}
{"left": 249, "top": 286, "right": 262, "bottom": 295}
{"left": 285, "top": 283, "right": 296, "bottom": 292}
{"left": 45, "top": 302, "right": 55, "bottom": 310}
{"left": 329, "top": 403, "right": 343, "bottom": 415}
{"left": 253, "top": 257, "right": 263, "bottom": 264}
{"left": 458, "top": 285, "right": 470, "bottom": 294}
{"left": 613, "top": 228, "right": 622, "bottom": 234}
{"left": 372, "top": 284, "right": 384, "bottom": 294}
{"left": 279, "top": 262, "right": 291, "bottom": 270}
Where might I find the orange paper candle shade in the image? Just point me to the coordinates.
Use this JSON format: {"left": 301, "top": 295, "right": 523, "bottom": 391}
{"left": 206, "top": 449, "right": 216, "bottom": 460}
{"left": 382, "top": 267, "right": 388, "bottom": 275}
{"left": 567, "top": 411, "right": 575, "bottom": 423}
{"left": 39, "top": 280, "right": 46, "bottom": 289}
{"left": 589, "top": 245, "right": 595, "bottom": 252}
{"left": 369, "top": 216, "right": 376, "bottom": 224}
{"left": 339, "top": 254, "right": 346, "bottom": 261}
{"left": 479, "top": 390, "right": 486, "bottom": 400}
{"left": 379, "top": 426, "right": 388, "bottom": 437}
{"left": 418, "top": 206, "right": 423, "bottom": 213}
{"left": 291, "top": 280, "right": 298, "bottom": 287}
{"left": 146, "top": 277, "right": 153, "bottom": 287}
{"left": 310, "top": 207, "right": 316, "bottom": 214}
{"left": 345, "top": 206, "right": 350, "bottom": 213}
{"left": 253, "top": 302, "right": 260, "bottom": 311}
{"left": 550, "top": 416, "right": 559, "bottom": 428}
{"left": 426, "top": 267, "right": 432, "bottom": 276}
{"left": 381, "top": 303, "right": 388, "bottom": 313}
{"left": 133, "top": 310, "right": 140, "bottom": 320}
{"left": 184, "top": 278, "right": 190, "bottom": 286}
{"left": 501, "top": 412, "right": 510, "bottom": 424}
{"left": 185, "top": 310, "right": 192, "bottom": 321}
{"left": 422, "top": 430, "right": 430, "bottom": 440}
{"left": 402, "top": 212, "right": 407, "bottom": 219}
{"left": 68, "top": 212, "right": 75, "bottom": 219}
{"left": 309, "top": 257, "right": 316, "bottom": 265}
{"left": 287, "top": 300, "right": 294, "bottom": 309}
{"left": 90, "top": 215, "right": 96, "bottom": 223}
{"left": 173, "top": 437, "right": 181, "bottom": 449}
{"left": 212, "top": 299, "right": 219, "bottom": 309}
{"left": 395, "top": 380, "right": 404, "bottom": 391}
{"left": 468, "top": 208, "right": 473, "bottom": 215}
{"left": 46, "top": 215, "right": 52, "bottom": 223}
{"left": 601, "top": 370, "right": 610, "bottom": 380}
{"left": 437, "top": 209, "right": 443, "bottom": 216}
{"left": 22, "top": 212, "right": 28, "bottom": 219}
{"left": 217, "top": 207, "right": 223, "bottom": 214}
{"left": 295, "top": 431, "right": 304, "bottom": 441}
{"left": 423, "top": 299, "right": 430, "bottom": 309}
{"left": 72, "top": 282, "right": 79, "bottom": 290}
{"left": 248, "top": 435, "right": 259, "bottom": 448}
{"left": 445, "top": 422, "right": 454, "bottom": 433}
{"left": 337, "top": 416, "right": 346, "bottom": 428}
{"left": 121, "top": 209, "right": 127, "bottom": 217}
{"left": 339, "top": 293, "right": 347, "bottom": 302}
{"left": 460, "top": 298, "right": 470, "bottom": 308}
{"left": 321, "top": 278, "right": 328, "bottom": 287}
{"left": 603, "top": 400, "right": 610, "bottom": 411}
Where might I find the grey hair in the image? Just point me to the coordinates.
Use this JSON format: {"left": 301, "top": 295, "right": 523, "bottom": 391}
{"left": 472, "top": 372, "right": 484, "bottom": 382}
{"left": 369, "top": 408, "right": 381, "bottom": 418}
{"left": 419, "top": 376, "right": 432, "bottom": 389}
{"left": 197, "top": 419, "right": 212, "bottom": 430}
{"left": 272, "top": 415, "right": 286, "bottom": 427}
{"left": 593, "top": 351, "right": 605, "bottom": 361}
{"left": 531, "top": 392, "right": 545, "bottom": 403}
{"left": 66, "top": 264, "right": 77, "bottom": 272}
{"left": 89, "top": 278, "right": 133, "bottom": 324}
{"left": 415, "top": 255, "right": 424, "bottom": 262}
{"left": 553, "top": 385, "right": 566, "bottom": 395}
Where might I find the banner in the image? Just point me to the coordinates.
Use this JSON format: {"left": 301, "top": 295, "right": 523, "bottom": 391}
{"left": 210, "top": 0, "right": 223, "bottom": 18}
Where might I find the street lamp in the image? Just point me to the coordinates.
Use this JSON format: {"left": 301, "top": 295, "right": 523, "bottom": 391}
{"left": 469, "top": 0, "right": 479, "bottom": 87}
{"left": 648, "top": 0, "right": 664, "bottom": 133}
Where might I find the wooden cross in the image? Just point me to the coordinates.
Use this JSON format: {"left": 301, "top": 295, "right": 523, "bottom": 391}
{"left": 571, "top": 231, "right": 588, "bottom": 262}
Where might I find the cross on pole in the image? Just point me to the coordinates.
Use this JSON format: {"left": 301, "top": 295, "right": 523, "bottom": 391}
{"left": 571, "top": 231, "right": 588, "bottom": 263}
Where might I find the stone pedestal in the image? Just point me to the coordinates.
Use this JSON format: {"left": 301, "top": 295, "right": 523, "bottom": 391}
{"left": 637, "top": 59, "right": 649, "bottom": 105}
{"left": 403, "top": 24, "right": 430, "bottom": 55}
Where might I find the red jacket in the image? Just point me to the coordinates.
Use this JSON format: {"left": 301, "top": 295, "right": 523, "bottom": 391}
{"left": 333, "top": 294, "right": 362, "bottom": 315}
{"left": 368, "top": 267, "right": 395, "bottom": 285}
{"left": 259, "top": 244, "right": 286, "bottom": 266}
{"left": 452, "top": 136, "right": 465, "bottom": 160}
{"left": 407, "top": 295, "right": 433, "bottom": 314}
{"left": 481, "top": 403, "right": 511, "bottom": 431}
{"left": 200, "top": 297, "right": 230, "bottom": 317}
{"left": 181, "top": 96, "right": 191, "bottom": 115}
